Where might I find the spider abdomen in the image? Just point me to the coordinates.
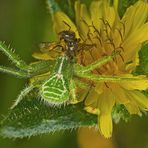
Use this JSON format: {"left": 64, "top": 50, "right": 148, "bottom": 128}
{"left": 41, "top": 73, "right": 69, "bottom": 105}
{"left": 40, "top": 56, "right": 73, "bottom": 105}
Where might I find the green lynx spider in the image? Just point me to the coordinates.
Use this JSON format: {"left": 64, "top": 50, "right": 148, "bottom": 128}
{"left": 0, "top": 30, "right": 140, "bottom": 108}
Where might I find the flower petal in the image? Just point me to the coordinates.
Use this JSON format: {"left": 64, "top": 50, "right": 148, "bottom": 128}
{"left": 85, "top": 88, "right": 99, "bottom": 106}
{"left": 124, "top": 102, "right": 141, "bottom": 115}
{"left": 75, "top": 1, "right": 81, "bottom": 29}
{"left": 111, "top": 84, "right": 130, "bottom": 104}
{"left": 98, "top": 90, "right": 115, "bottom": 138}
{"left": 53, "top": 11, "right": 79, "bottom": 37}
{"left": 85, "top": 106, "right": 100, "bottom": 115}
{"left": 123, "top": 23, "right": 148, "bottom": 64}
{"left": 90, "top": 1, "right": 103, "bottom": 29}
{"left": 80, "top": 4, "right": 92, "bottom": 39}
{"left": 119, "top": 75, "right": 148, "bottom": 90}
{"left": 126, "top": 90, "right": 148, "bottom": 111}
{"left": 103, "top": 0, "right": 116, "bottom": 28}
{"left": 121, "top": 1, "right": 148, "bottom": 39}
{"left": 94, "top": 82, "right": 104, "bottom": 95}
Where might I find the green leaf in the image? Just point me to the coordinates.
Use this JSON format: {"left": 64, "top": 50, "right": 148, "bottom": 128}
{"left": 0, "top": 95, "right": 97, "bottom": 138}
{"left": 135, "top": 43, "right": 148, "bottom": 75}
{"left": 118, "top": 0, "right": 138, "bottom": 17}
{"left": 112, "top": 104, "right": 131, "bottom": 124}
{"left": 136, "top": 43, "right": 148, "bottom": 96}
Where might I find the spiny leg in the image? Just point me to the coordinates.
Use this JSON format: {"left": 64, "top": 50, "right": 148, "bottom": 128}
{"left": 0, "top": 41, "right": 31, "bottom": 71}
{"left": 75, "top": 72, "right": 146, "bottom": 82}
{"left": 74, "top": 78, "right": 90, "bottom": 89}
{"left": 0, "top": 60, "right": 55, "bottom": 78}
{"left": 11, "top": 84, "right": 36, "bottom": 109}
{"left": 11, "top": 72, "right": 52, "bottom": 108}
{"left": 69, "top": 79, "right": 77, "bottom": 104}
{"left": 74, "top": 51, "right": 120, "bottom": 73}
{"left": 0, "top": 41, "right": 55, "bottom": 76}
{"left": 29, "top": 60, "right": 55, "bottom": 76}
{"left": 0, "top": 65, "right": 30, "bottom": 78}
{"left": 29, "top": 72, "right": 50, "bottom": 84}
{"left": 0, "top": 41, "right": 55, "bottom": 77}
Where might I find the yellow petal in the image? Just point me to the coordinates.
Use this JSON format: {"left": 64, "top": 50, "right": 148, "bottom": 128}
{"left": 111, "top": 85, "right": 141, "bottom": 115}
{"left": 123, "top": 23, "right": 148, "bottom": 64}
{"left": 111, "top": 84, "right": 130, "bottom": 104}
{"left": 125, "top": 50, "right": 140, "bottom": 72}
{"left": 94, "top": 82, "right": 104, "bottom": 95}
{"left": 99, "top": 114, "right": 113, "bottom": 138}
{"left": 127, "top": 90, "right": 148, "bottom": 110}
{"left": 125, "top": 102, "right": 141, "bottom": 115}
{"left": 131, "top": 1, "right": 148, "bottom": 31}
{"left": 121, "top": 1, "right": 148, "bottom": 38}
{"left": 79, "top": 4, "right": 92, "bottom": 39}
{"left": 75, "top": 1, "right": 81, "bottom": 29}
{"left": 53, "top": 11, "right": 79, "bottom": 37}
{"left": 113, "top": 0, "right": 119, "bottom": 12}
{"left": 90, "top": 1, "right": 103, "bottom": 29}
{"left": 103, "top": 0, "right": 116, "bottom": 28}
{"left": 85, "top": 106, "right": 100, "bottom": 115}
{"left": 98, "top": 90, "right": 115, "bottom": 138}
{"left": 85, "top": 88, "right": 99, "bottom": 106}
{"left": 119, "top": 75, "right": 148, "bottom": 90}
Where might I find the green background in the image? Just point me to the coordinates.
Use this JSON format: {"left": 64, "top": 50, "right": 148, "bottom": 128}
{"left": 0, "top": 0, "right": 148, "bottom": 148}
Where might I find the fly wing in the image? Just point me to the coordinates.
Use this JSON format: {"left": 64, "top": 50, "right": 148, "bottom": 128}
{"left": 32, "top": 42, "right": 63, "bottom": 60}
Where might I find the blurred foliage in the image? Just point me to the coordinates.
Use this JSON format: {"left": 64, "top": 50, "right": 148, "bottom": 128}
{"left": 0, "top": 0, "right": 148, "bottom": 148}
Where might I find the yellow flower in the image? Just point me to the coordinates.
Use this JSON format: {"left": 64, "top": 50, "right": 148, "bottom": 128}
{"left": 50, "top": 0, "right": 148, "bottom": 138}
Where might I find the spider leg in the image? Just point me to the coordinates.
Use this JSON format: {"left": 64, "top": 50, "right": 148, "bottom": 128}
{"left": 0, "top": 65, "right": 30, "bottom": 78}
{"left": 29, "top": 72, "right": 50, "bottom": 84}
{"left": 10, "top": 71, "right": 52, "bottom": 109}
{"left": 74, "top": 51, "right": 120, "bottom": 73}
{"left": 11, "top": 84, "right": 36, "bottom": 109}
{"left": 69, "top": 78, "right": 92, "bottom": 104}
{"left": 75, "top": 72, "right": 145, "bottom": 83}
{"left": 29, "top": 60, "right": 55, "bottom": 76}
{"left": 69, "top": 79, "right": 78, "bottom": 104}
{"left": 0, "top": 60, "right": 55, "bottom": 78}
{"left": 0, "top": 41, "right": 57, "bottom": 77}
{"left": 0, "top": 41, "right": 31, "bottom": 71}
{"left": 74, "top": 78, "right": 90, "bottom": 89}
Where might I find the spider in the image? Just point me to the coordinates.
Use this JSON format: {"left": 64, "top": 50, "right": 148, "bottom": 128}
{"left": 0, "top": 29, "right": 121, "bottom": 108}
